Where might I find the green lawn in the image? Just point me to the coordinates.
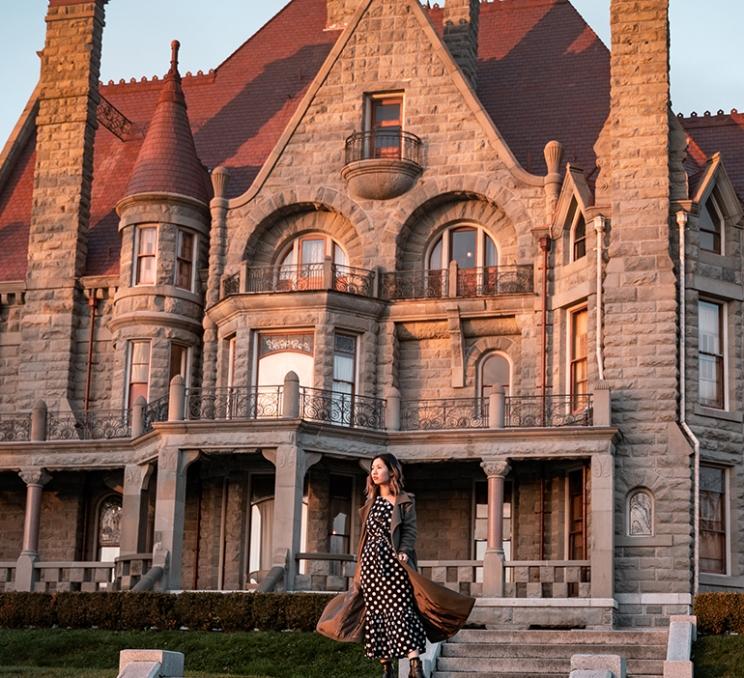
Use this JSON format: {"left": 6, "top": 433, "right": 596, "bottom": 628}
{"left": 0, "top": 629, "right": 380, "bottom": 678}
{"left": 694, "top": 635, "right": 744, "bottom": 678}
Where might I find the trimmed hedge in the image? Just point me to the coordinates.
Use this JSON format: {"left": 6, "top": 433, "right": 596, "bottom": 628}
{"left": 0, "top": 591, "right": 334, "bottom": 632}
{"left": 695, "top": 593, "right": 744, "bottom": 635}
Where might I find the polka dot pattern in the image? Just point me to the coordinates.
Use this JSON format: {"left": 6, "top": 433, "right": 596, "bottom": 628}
{"left": 361, "top": 496, "right": 426, "bottom": 660}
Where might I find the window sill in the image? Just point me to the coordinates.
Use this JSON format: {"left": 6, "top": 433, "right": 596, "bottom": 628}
{"left": 693, "top": 405, "right": 743, "bottom": 423}
{"left": 615, "top": 535, "right": 673, "bottom": 548}
{"left": 700, "top": 573, "right": 744, "bottom": 587}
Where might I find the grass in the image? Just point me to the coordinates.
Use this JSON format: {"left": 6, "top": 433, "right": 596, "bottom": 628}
{"left": 694, "top": 635, "right": 744, "bottom": 678}
{"left": 0, "top": 629, "right": 380, "bottom": 678}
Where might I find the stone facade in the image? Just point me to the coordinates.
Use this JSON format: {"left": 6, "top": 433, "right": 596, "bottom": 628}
{"left": 0, "top": 0, "right": 742, "bottom": 629}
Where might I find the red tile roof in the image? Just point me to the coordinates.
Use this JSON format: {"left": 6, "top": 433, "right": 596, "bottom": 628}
{"left": 1, "top": 0, "right": 740, "bottom": 283}
{"left": 123, "top": 41, "right": 210, "bottom": 204}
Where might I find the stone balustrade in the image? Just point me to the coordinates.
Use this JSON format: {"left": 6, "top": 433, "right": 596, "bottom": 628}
{"left": 504, "top": 560, "right": 592, "bottom": 598}
{"left": 0, "top": 561, "right": 16, "bottom": 592}
{"left": 33, "top": 561, "right": 115, "bottom": 592}
{"left": 419, "top": 559, "right": 482, "bottom": 597}
{"left": 114, "top": 553, "right": 153, "bottom": 591}
{"left": 294, "top": 552, "right": 356, "bottom": 592}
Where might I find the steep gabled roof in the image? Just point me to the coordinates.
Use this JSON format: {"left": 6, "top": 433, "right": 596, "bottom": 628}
{"left": 0, "top": 0, "right": 617, "bottom": 281}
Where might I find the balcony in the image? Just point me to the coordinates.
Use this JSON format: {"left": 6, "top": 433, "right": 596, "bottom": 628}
{"left": 381, "top": 264, "right": 534, "bottom": 301}
{"left": 341, "top": 130, "right": 423, "bottom": 200}
{"left": 221, "top": 260, "right": 376, "bottom": 300}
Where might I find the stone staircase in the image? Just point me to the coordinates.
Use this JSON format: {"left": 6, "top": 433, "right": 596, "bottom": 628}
{"left": 432, "top": 629, "right": 668, "bottom": 678}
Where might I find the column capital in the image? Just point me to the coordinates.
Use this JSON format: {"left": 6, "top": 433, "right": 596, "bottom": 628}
{"left": 480, "top": 459, "right": 511, "bottom": 479}
{"left": 124, "top": 463, "right": 153, "bottom": 493}
{"left": 18, "top": 467, "right": 52, "bottom": 487}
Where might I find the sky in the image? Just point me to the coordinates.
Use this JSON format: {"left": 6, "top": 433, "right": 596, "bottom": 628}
{"left": 1, "top": 1, "right": 743, "bottom": 147}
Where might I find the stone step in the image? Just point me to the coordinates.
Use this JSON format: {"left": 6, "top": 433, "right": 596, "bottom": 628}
{"left": 450, "top": 629, "right": 667, "bottom": 646}
{"left": 442, "top": 642, "right": 666, "bottom": 660}
{"left": 436, "top": 656, "right": 664, "bottom": 675}
{"left": 433, "top": 673, "right": 566, "bottom": 678}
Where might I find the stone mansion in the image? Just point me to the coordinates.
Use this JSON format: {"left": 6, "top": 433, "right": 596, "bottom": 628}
{"left": 0, "top": 0, "right": 742, "bottom": 629}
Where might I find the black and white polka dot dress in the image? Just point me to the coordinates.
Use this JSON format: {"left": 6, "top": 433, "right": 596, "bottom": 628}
{"left": 361, "top": 496, "right": 426, "bottom": 659}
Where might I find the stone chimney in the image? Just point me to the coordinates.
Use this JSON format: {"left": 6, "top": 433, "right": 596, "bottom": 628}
{"left": 443, "top": 0, "right": 480, "bottom": 89}
{"left": 326, "top": 0, "right": 358, "bottom": 30}
{"left": 19, "top": 0, "right": 107, "bottom": 411}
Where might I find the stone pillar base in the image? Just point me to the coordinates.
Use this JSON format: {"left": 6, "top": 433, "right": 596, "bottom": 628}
{"left": 482, "top": 549, "right": 504, "bottom": 597}
{"left": 15, "top": 552, "right": 38, "bottom": 592}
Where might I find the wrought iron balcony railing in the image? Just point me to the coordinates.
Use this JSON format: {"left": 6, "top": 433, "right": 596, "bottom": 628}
{"left": 344, "top": 130, "right": 422, "bottom": 166}
{"left": 332, "top": 264, "right": 376, "bottom": 297}
{"left": 0, "top": 414, "right": 31, "bottom": 442}
{"left": 402, "top": 398, "right": 489, "bottom": 431}
{"left": 143, "top": 395, "right": 169, "bottom": 433}
{"left": 505, "top": 394, "right": 593, "bottom": 427}
{"left": 380, "top": 269, "right": 448, "bottom": 300}
{"left": 300, "top": 387, "right": 386, "bottom": 430}
{"left": 456, "top": 265, "right": 534, "bottom": 296}
{"left": 47, "top": 410, "right": 131, "bottom": 441}
{"left": 185, "top": 386, "right": 284, "bottom": 421}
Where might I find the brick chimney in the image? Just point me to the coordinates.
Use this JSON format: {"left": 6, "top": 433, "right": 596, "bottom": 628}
{"left": 19, "top": 0, "right": 107, "bottom": 411}
{"left": 443, "top": 0, "right": 480, "bottom": 89}
{"left": 326, "top": 0, "right": 358, "bottom": 30}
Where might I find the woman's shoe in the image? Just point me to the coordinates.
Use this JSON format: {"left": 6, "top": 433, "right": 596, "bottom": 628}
{"left": 380, "top": 659, "right": 393, "bottom": 678}
{"left": 409, "top": 657, "right": 425, "bottom": 678}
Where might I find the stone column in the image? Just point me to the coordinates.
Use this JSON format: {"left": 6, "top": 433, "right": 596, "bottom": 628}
{"left": 152, "top": 448, "right": 199, "bottom": 590}
{"left": 481, "top": 459, "right": 510, "bottom": 598}
{"left": 120, "top": 464, "right": 152, "bottom": 555}
{"left": 263, "top": 445, "right": 321, "bottom": 589}
{"left": 15, "top": 468, "right": 52, "bottom": 592}
{"left": 480, "top": 459, "right": 510, "bottom": 597}
{"left": 590, "top": 454, "right": 614, "bottom": 599}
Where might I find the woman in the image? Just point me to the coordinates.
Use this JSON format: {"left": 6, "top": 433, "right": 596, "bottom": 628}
{"left": 359, "top": 453, "right": 425, "bottom": 678}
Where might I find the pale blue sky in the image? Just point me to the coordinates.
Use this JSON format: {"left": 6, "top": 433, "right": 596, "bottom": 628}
{"left": 0, "top": 1, "right": 742, "bottom": 147}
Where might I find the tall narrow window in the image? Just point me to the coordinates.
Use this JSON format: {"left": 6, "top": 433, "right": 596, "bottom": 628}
{"left": 699, "top": 300, "right": 724, "bottom": 409}
{"left": 97, "top": 495, "right": 122, "bottom": 563}
{"left": 700, "top": 465, "right": 727, "bottom": 574}
{"left": 169, "top": 343, "right": 190, "bottom": 387}
{"left": 569, "top": 307, "right": 588, "bottom": 410}
{"left": 333, "top": 334, "right": 357, "bottom": 425}
{"left": 568, "top": 469, "right": 586, "bottom": 560}
{"left": 176, "top": 230, "right": 196, "bottom": 291}
{"left": 127, "top": 340, "right": 151, "bottom": 409}
{"left": 699, "top": 189, "right": 724, "bottom": 254}
{"left": 226, "top": 335, "right": 237, "bottom": 389}
{"left": 135, "top": 227, "right": 157, "bottom": 285}
{"left": 565, "top": 198, "right": 587, "bottom": 262}
{"left": 369, "top": 93, "right": 403, "bottom": 159}
{"left": 328, "top": 475, "right": 353, "bottom": 575}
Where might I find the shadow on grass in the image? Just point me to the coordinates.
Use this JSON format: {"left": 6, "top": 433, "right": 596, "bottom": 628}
{"left": 694, "top": 635, "right": 744, "bottom": 678}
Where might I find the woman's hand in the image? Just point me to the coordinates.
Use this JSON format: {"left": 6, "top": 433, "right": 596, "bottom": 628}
{"left": 397, "top": 553, "right": 409, "bottom": 563}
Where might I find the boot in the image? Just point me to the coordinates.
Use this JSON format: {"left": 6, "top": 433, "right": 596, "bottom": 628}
{"left": 380, "top": 659, "right": 393, "bottom": 678}
{"left": 409, "top": 657, "right": 425, "bottom": 678}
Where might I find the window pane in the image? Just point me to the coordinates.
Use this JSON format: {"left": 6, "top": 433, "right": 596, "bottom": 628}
{"left": 372, "top": 98, "right": 402, "bottom": 128}
{"left": 333, "top": 244, "right": 348, "bottom": 267}
{"left": 429, "top": 238, "right": 443, "bottom": 270}
{"left": 699, "top": 302, "right": 721, "bottom": 354}
{"left": 170, "top": 344, "right": 187, "bottom": 383}
{"left": 485, "top": 235, "right": 497, "bottom": 267}
{"left": 178, "top": 231, "right": 194, "bottom": 261}
{"left": 450, "top": 228, "right": 477, "bottom": 269}
{"left": 137, "top": 255, "right": 156, "bottom": 285}
{"left": 700, "top": 465, "right": 726, "bottom": 574}
{"left": 301, "top": 239, "right": 325, "bottom": 265}
{"left": 138, "top": 228, "right": 156, "bottom": 255}
{"left": 334, "top": 354, "right": 354, "bottom": 383}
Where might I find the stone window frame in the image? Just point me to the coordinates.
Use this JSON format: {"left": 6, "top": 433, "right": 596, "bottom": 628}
{"left": 566, "top": 303, "right": 589, "bottom": 411}
{"left": 174, "top": 228, "right": 198, "bottom": 292}
{"left": 124, "top": 338, "right": 152, "bottom": 411}
{"left": 625, "top": 487, "right": 655, "bottom": 537}
{"left": 699, "top": 462, "right": 731, "bottom": 576}
{"left": 425, "top": 221, "right": 499, "bottom": 272}
{"left": 132, "top": 225, "right": 158, "bottom": 286}
{"left": 697, "top": 297, "right": 728, "bottom": 411}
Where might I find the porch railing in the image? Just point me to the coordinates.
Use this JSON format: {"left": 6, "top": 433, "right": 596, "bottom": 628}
{"left": 114, "top": 553, "right": 153, "bottom": 591}
{"left": 332, "top": 264, "right": 376, "bottom": 297}
{"left": 33, "top": 561, "right": 116, "bottom": 592}
{"left": 401, "top": 398, "right": 488, "bottom": 430}
{"left": 505, "top": 394, "right": 593, "bottom": 427}
{"left": 294, "top": 552, "right": 356, "bottom": 592}
{"left": 456, "top": 265, "right": 534, "bottom": 296}
{"left": 185, "top": 386, "right": 284, "bottom": 421}
{"left": 0, "top": 561, "right": 16, "bottom": 592}
{"left": 504, "top": 560, "right": 591, "bottom": 598}
{"left": 300, "top": 387, "right": 386, "bottom": 430}
{"left": 418, "top": 559, "right": 482, "bottom": 597}
{"left": 143, "top": 395, "right": 169, "bottom": 433}
{"left": 0, "top": 415, "right": 31, "bottom": 442}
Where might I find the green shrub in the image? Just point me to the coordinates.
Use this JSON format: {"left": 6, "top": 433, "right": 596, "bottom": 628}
{"left": 0, "top": 591, "right": 334, "bottom": 632}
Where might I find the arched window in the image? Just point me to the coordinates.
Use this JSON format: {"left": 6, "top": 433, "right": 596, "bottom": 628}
{"left": 427, "top": 224, "right": 497, "bottom": 271}
{"left": 626, "top": 488, "right": 654, "bottom": 536}
{"left": 279, "top": 233, "right": 348, "bottom": 269}
{"left": 480, "top": 352, "right": 511, "bottom": 398}
{"left": 565, "top": 198, "right": 587, "bottom": 262}
{"left": 699, "top": 186, "right": 725, "bottom": 254}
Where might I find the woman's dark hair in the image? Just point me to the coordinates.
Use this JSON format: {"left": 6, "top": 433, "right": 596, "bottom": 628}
{"left": 365, "top": 453, "right": 405, "bottom": 498}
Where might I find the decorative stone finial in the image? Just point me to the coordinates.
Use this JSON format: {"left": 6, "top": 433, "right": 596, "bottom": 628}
{"left": 170, "top": 40, "right": 180, "bottom": 72}
{"left": 543, "top": 140, "right": 564, "bottom": 177}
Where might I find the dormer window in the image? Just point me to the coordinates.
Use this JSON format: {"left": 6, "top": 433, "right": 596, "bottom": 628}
{"left": 565, "top": 198, "right": 587, "bottom": 262}
{"left": 699, "top": 187, "right": 724, "bottom": 254}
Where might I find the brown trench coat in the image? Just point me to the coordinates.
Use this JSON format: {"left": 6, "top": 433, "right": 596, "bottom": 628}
{"left": 316, "top": 491, "right": 475, "bottom": 644}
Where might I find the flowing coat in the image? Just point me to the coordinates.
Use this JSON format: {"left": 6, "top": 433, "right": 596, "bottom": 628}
{"left": 316, "top": 491, "right": 475, "bottom": 644}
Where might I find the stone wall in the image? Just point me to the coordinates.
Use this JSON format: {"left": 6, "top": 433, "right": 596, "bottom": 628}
{"left": 0, "top": 303, "right": 22, "bottom": 413}
{"left": 0, "top": 473, "right": 26, "bottom": 560}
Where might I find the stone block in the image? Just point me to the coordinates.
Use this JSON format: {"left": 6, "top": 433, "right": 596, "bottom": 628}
{"left": 119, "top": 650, "right": 184, "bottom": 677}
{"left": 570, "top": 671, "right": 613, "bottom": 678}
{"left": 571, "top": 653, "right": 626, "bottom": 678}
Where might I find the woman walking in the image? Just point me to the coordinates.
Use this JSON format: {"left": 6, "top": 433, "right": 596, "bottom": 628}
{"left": 317, "top": 452, "right": 474, "bottom": 678}
{"left": 361, "top": 453, "right": 426, "bottom": 677}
